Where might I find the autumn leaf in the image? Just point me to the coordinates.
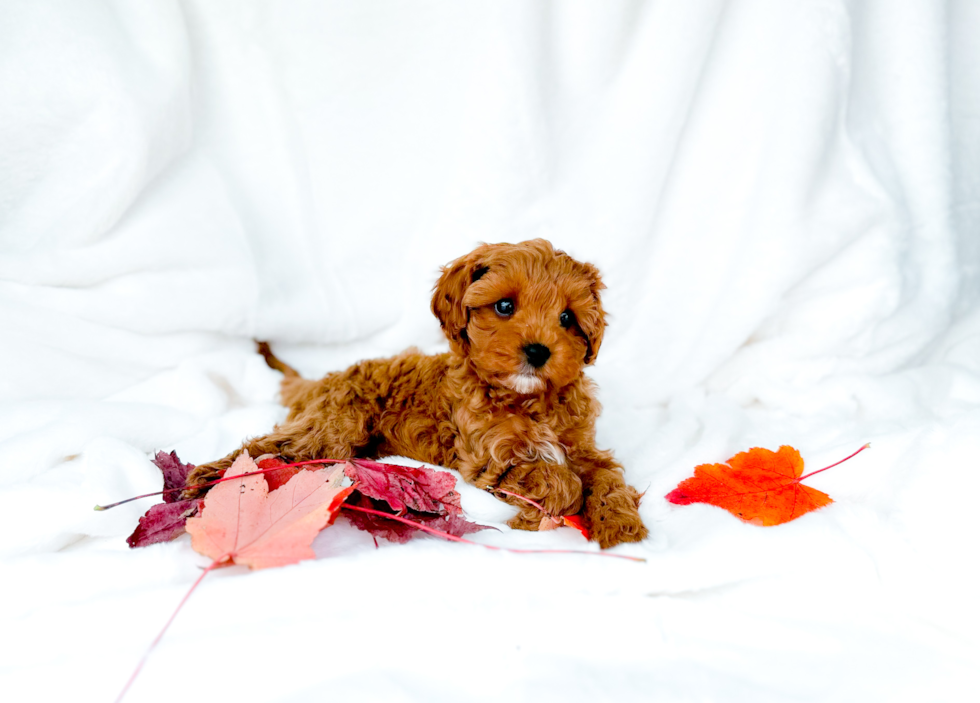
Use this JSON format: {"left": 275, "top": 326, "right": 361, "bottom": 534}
{"left": 185, "top": 453, "right": 354, "bottom": 569}
{"left": 343, "top": 458, "right": 462, "bottom": 515}
{"left": 127, "top": 499, "right": 204, "bottom": 548}
{"left": 665, "top": 444, "right": 868, "bottom": 526}
{"left": 560, "top": 514, "right": 590, "bottom": 539}
{"left": 342, "top": 490, "right": 489, "bottom": 543}
{"left": 340, "top": 459, "right": 489, "bottom": 543}
{"left": 153, "top": 451, "right": 196, "bottom": 503}
{"left": 126, "top": 451, "right": 202, "bottom": 548}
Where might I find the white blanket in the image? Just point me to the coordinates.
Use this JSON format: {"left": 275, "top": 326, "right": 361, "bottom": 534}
{"left": 2, "top": 1, "right": 978, "bottom": 701}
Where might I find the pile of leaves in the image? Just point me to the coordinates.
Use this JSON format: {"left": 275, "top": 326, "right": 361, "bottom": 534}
{"left": 126, "top": 451, "right": 492, "bottom": 558}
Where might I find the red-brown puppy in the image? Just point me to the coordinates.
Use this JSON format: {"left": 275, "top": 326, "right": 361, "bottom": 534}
{"left": 187, "top": 239, "right": 647, "bottom": 548}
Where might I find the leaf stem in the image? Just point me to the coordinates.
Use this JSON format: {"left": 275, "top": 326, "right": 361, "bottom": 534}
{"left": 798, "top": 443, "right": 871, "bottom": 482}
{"left": 95, "top": 458, "right": 345, "bottom": 510}
{"left": 341, "top": 504, "right": 644, "bottom": 562}
{"left": 115, "top": 557, "right": 228, "bottom": 703}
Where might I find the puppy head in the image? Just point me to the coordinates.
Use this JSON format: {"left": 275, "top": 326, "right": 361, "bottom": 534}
{"left": 431, "top": 239, "right": 606, "bottom": 394}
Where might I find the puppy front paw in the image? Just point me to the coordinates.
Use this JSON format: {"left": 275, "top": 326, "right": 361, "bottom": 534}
{"left": 585, "top": 485, "right": 648, "bottom": 548}
{"left": 499, "top": 462, "right": 583, "bottom": 529}
{"left": 506, "top": 506, "right": 550, "bottom": 532}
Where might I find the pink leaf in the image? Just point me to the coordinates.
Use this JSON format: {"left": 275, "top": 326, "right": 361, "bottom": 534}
{"left": 185, "top": 453, "right": 354, "bottom": 570}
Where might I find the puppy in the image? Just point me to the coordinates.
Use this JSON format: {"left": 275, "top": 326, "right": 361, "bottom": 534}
{"left": 187, "top": 239, "right": 647, "bottom": 548}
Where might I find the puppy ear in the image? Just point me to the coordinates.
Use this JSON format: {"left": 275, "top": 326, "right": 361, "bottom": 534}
{"left": 431, "top": 248, "right": 487, "bottom": 352}
{"left": 577, "top": 262, "right": 606, "bottom": 365}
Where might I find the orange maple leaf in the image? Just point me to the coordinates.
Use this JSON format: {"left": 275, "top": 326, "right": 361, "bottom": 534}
{"left": 185, "top": 453, "right": 354, "bottom": 569}
{"left": 665, "top": 444, "right": 868, "bottom": 526}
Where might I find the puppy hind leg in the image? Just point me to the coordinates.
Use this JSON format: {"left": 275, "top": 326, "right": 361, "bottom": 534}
{"left": 282, "top": 400, "right": 379, "bottom": 462}
{"left": 183, "top": 394, "right": 381, "bottom": 497}
{"left": 183, "top": 420, "right": 312, "bottom": 497}
{"left": 280, "top": 376, "right": 319, "bottom": 411}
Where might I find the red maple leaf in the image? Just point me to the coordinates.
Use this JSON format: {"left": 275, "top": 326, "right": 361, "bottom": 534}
{"left": 185, "top": 453, "right": 354, "bottom": 569}
{"left": 126, "top": 451, "right": 202, "bottom": 548}
{"left": 342, "top": 490, "right": 489, "bottom": 543}
{"left": 340, "top": 459, "right": 489, "bottom": 543}
{"left": 153, "top": 451, "right": 196, "bottom": 503}
{"left": 127, "top": 499, "right": 204, "bottom": 548}
{"left": 665, "top": 444, "right": 868, "bottom": 526}
{"left": 343, "top": 458, "right": 462, "bottom": 515}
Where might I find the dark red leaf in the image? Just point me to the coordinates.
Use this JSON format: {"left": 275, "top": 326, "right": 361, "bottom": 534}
{"left": 127, "top": 498, "right": 203, "bottom": 548}
{"left": 127, "top": 450, "right": 201, "bottom": 547}
{"left": 342, "top": 491, "right": 490, "bottom": 544}
{"left": 343, "top": 459, "right": 462, "bottom": 515}
{"left": 152, "top": 451, "right": 196, "bottom": 503}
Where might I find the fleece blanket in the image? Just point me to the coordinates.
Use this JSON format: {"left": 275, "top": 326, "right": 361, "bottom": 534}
{"left": 2, "top": 1, "right": 979, "bottom": 701}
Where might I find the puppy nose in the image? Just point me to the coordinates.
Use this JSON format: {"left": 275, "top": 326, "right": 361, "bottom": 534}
{"left": 523, "top": 343, "right": 551, "bottom": 368}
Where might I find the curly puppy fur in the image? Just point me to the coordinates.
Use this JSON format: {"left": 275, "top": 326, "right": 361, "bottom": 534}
{"left": 187, "top": 239, "right": 648, "bottom": 548}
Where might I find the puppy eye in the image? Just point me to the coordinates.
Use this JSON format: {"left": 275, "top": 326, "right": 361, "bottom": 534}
{"left": 559, "top": 309, "right": 575, "bottom": 329}
{"left": 494, "top": 298, "right": 515, "bottom": 317}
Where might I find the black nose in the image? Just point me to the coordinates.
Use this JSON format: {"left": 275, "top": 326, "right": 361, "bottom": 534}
{"left": 523, "top": 343, "right": 551, "bottom": 368}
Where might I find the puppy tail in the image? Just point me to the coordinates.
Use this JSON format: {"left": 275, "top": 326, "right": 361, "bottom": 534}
{"left": 256, "top": 341, "right": 300, "bottom": 378}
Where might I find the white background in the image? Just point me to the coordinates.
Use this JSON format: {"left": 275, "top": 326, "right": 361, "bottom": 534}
{"left": 2, "top": 1, "right": 979, "bottom": 701}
